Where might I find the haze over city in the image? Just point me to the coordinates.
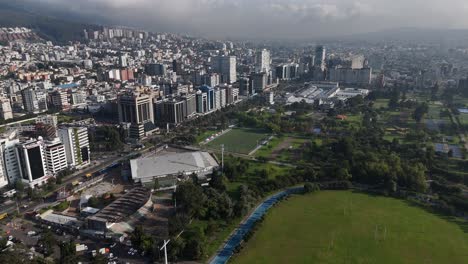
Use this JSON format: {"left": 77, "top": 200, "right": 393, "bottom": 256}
{"left": 18, "top": 0, "right": 468, "bottom": 39}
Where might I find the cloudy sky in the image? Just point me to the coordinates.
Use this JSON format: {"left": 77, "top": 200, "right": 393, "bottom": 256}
{"left": 23, "top": 0, "right": 468, "bottom": 39}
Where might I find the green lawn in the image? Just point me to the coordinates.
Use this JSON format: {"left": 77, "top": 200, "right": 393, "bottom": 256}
{"left": 458, "top": 113, "right": 468, "bottom": 125}
{"left": 206, "top": 128, "right": 270, "bottom": 154}
{"left": 231, "top": 191, "right": 468, "bottom": 264}
{"left": 372, "top": 98, "right": 389, "bottom": 109}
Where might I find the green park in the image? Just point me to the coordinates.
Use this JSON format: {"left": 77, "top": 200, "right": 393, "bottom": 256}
{"left": 231, "top": 191, "right": 468, "bottom": 264}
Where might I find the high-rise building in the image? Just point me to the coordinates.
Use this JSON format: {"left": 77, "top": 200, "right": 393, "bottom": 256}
{"left": 182, "top": 94, "right": 197, "bottom": 118}
{"left": 172, "top": 60, "right": 183, "bottom": 75}
{"left": 118, "top": 90, "right": 156, "bottom": 140}
{"left": 49, "top": 90, "right": 70, "bottom": 111}
{"left": 16, "top": 139, "right": 49, "bottom": 188}
{"left": 58, "top": 127, "right": 90, "bottom": 168}
{"left": 0, "top": 138, "right": 20, "bottom": 186}
{"left": 199, "top": 86, "right": 214, "bottom": 111}
{"left": 119, "top": 54, "right": 128, "bottom": 68}
{"left": 21, "top": 88, "right": 48, "bottom": 114}
{"left": 196, "top": 92, "right": 208, "bottom": 114}
{"left": 239, "top": 77, "right": 255, "bottom": 96}
{"left": 0, "top": 97, "right": 13, "bottom": 120}
{"left": 44, "top": 139, "right": 68, "bottom": 175}
{"left": 256, "top": 49, "right": 271, "bottom": 73}
{"left": 328, "top": 67, "right": 372, "bottom": 86}
{"left": 204, "top": 73, "right": 220, "bottom": 87}
{"left": 314, "top": 46, "right": 326, "bottom": 70}
{"left": 154, "top": 99, "right": 186, "bottom": 124}
{"left": 252, "top": 72, "right": 268, "bottom": 93}
{"left": 351, "top": 55, "right": 365, "bottom": 69}
{"left": 145, "top": 63, "right": 167, "bottom": 76}
{"left": 212, "top": 56, "right": 237, "bottom": 84}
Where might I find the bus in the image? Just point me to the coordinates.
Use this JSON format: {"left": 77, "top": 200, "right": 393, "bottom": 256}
{"left": 0, "top": 213, "right": 8, "bottom": 220}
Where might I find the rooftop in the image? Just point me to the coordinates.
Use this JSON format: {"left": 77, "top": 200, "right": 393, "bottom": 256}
{"left": 130, "top": 151, "right": 219, "bottom": 180}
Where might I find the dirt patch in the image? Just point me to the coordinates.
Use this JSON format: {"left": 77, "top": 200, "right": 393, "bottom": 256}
{"left": 270, "top": 137, "right": 294, "bottom": 159}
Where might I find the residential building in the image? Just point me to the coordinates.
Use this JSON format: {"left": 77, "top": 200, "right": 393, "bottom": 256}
{"left": 44, "top": 139, "right": 68, "bottom": 175}
{"left": 58, "top": 127, "right": 91, "bottom": 168}
{"left": 0, "top": 97, "right": 13, "bottom": 120}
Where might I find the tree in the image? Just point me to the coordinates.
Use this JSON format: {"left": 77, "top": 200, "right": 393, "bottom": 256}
{"left": 413, "top": 102, "right": 429, "bottom": 123}
{"left": 304, "top": 182, "right": 320, "bottom": 193}
{"left": 60, "top": 241, "right": 77, "bottom": 264}
{"left": 153, "top": 178, "right": 160, "bottom": 191}
{"left": 388, "top": 89, "right": 400, "bottom": 109}
{"left": 174, "top": 182, "right": 207, "bottom": 218}
{"left": 39, "top": 230, "right": 56, "bottom": 256}
{"left": 131, "top": 225, "right": 154, "bottom": 253}
{"left": 92, "top": 253, "right": 107, "bottom": 264}
{"left": 15, "top": 180, "right": 24, "bottom": 198}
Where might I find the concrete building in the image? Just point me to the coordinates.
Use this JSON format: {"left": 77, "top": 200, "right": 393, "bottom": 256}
{"left": 329, "top": 67, "right": 372, "bottom": 86}
{"left": 154, "top": 98, "right": 186, "bottom": 125}
{"left": 145, "top": 63, "right": 167, "bottom": 76}
{"left": 49, "top": 90, "right": 70, "bottom": 111}
{"left": 204, "top": 73, "right": 220, "bottom": 87}
{"left": 182, "top": 93, "right": 196, "bottom": 118}
{"left": 0, "top": 138, "right": 20, "bottom": 186}
{"left": 58, "top": 127, "right": 90, "bottom": 168}
{"left": 212, "top": 56, "right": 237, "bottom": 84}
{"left": 252, "top": 72, "right": 268, "bottom": 93}
{"left": 118, "top": 90, "right": 156, "bottom": 140}
{"left": 256, "top": 49, "right": 271, "bottom": 73}
{"left": 44, "top": 139, "right": 68, "bottom": 175}
{"left": 21, "top": 88, "right": 48, "bottom": 114}
{"left": 315, "top": 46, "right": 326, "bottom": 70}
{"left": 199, "top": 85, "right": 214, "bottom": 111}
{"left": 0, "top": 97, "right": 13, "bottom": 120}
{"left": 196, "top": 92, "right": 208, "bottom": 114}
{"left": 16, "top": 139, "right": 49, "bottom": 188}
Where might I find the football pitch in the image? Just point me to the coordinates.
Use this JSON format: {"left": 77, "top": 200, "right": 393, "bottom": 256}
{"left": 231, "top": 191, "right": 468, "bottom": 264}
{"left": 205, "top": 128, "right": 270, "bottom": 155}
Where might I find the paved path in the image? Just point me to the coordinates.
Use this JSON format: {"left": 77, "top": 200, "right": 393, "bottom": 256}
{"left": 209, "top": 186, "right": 304, "bottom": 264}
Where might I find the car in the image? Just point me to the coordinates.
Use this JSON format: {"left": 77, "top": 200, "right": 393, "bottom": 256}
{"left": 110, "top": 243, "right": 116, "bottom": 248}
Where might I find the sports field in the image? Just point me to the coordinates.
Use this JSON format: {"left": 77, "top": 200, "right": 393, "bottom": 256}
{"left": 206, "top": 128, "right": 270, "bottom": 154}
{"left": 231, "top": 191, "right": 468, "bottom": 264}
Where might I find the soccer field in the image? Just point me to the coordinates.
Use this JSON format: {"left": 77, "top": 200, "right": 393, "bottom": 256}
{"left": 205, "top": 128, "right": 270, "bottom": 154}
{"left": 231, "top": 191, "right": 468, "bottom": 264}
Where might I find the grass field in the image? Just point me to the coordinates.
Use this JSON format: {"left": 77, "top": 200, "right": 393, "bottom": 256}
{"left": 231, "top": 191, "right": 468, "bottom": 264}
{"left": 206, "top": 128, "right": 270, "bottom": 154}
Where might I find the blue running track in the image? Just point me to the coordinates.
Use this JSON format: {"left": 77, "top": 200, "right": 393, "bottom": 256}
{"left": 209, "top": 186, "right": 304, "bottom": 264}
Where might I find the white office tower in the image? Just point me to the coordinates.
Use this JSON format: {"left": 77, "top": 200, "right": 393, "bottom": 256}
{"left": 212, "top": 56, "right": 237, "bottom": 84}
{"left": 16, "top": 139, "right": 49, "bottom": 188}
{"left": 58, "top": 127, "right": 91, "bottom": 168}
{"left": 0, "top": 97, "right": 13, "bottom": 120}
{"left": 0, "top": 138, "right": 21, "bottom": 186}
{"left": 256, "top": 49, "right": 271, "bottom": 73}
{"left": 44, "top": 139, "right": 68, "bottom": 175}
{"left": 0, "top": 150, "right": 7, "bottom": 189}
{"left": 119, "top": 54, "right": 128, "bottom": 68}
{"left": 314, "top": 46, "right": 326, "bottom": 71}
{"left": 351, "top": 55, "right": 365, "bottom": 69}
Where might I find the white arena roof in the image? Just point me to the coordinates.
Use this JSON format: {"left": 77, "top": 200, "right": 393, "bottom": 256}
{"left": 130, "top": 151, "right": 219, "bottom": 183}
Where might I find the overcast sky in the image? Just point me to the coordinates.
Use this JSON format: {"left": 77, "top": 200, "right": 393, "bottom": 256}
{"left": 26, "top": 0, "right": 468, "bottom": 39}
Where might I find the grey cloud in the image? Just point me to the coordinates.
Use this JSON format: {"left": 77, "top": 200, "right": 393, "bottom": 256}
{"left": 20, "top": 0, "right": 468, "bottom": 39}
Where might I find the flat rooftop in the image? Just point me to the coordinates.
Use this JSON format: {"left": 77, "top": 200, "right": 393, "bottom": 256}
{"left": 130, "top": 151, "right": 219, "bottom": 180}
